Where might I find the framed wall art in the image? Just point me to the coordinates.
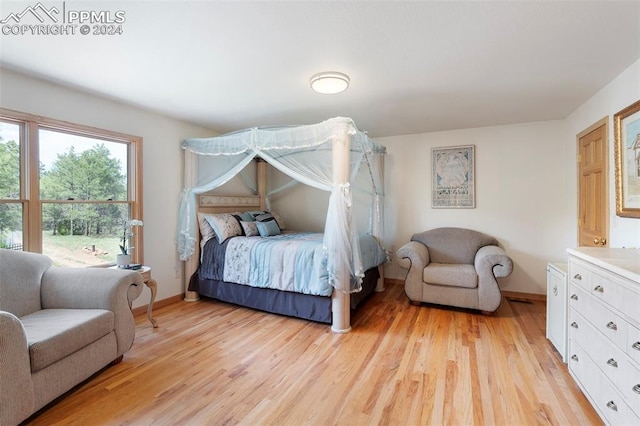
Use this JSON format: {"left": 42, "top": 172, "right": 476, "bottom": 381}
{"left": 614, "top": 99, "right": 640, "bottom": 218}
{"left": 432, "top": 145, "right": 475, "bottom": 208}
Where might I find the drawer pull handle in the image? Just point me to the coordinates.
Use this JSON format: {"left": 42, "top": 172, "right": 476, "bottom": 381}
{"left": 570, "top": 294, "right": 578, "bottom": 300}
{"left": 606, "top": 322, "right": 617, "bottom": 331}
{"left": 570, "top": 322, "right": 579, "bottom": 329}
{"left": 594, "top": 285, "right": 604, "bottom": 293}
{"left": 571, "top": 354, "right": 579, "bottom": 362}
{"left": 573, "top": 273, "right": 582, "bottom": 280}
{"left": 606, "top": 401, "right": 618, "bottom": 411}
{"left": 606, "top": 358, "right": 618, "bottom": 368}
{"left": 633, "top": 342, "right": 640, "bottom": 351}
{"left": 634, "top": 384, "right": 640, "bottom": 394}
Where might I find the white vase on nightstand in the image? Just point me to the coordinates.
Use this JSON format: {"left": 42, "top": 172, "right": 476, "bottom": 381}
{"left": 116, "top": 253, "right": 131, "bottom": 268}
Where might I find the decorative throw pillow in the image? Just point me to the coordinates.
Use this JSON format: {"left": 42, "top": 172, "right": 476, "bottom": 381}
{"left": 239, "top": 212, "right": 255, "bottom": 222}
{"left": 240, "top": 221, "right": 259, "bottom": 237}
{"left": 197, "top": 212, "right": 216, "bottom": 241}
{"left": 232, "top": 214, "right": 246, "bottom": 236}
{"left": 204, "top": 213, "right": 242, "bottom": 243}
{"left": 246, "top": 210, "right": 267, "bottom": 220}
{"left": 270, "top": 211, "right": 286, "bottom": 230}
{"left": 256, "top": 219, "right": 281, "bottom": 237}
{"left": 254, "top": 212, "right": 276, "bottom": 223}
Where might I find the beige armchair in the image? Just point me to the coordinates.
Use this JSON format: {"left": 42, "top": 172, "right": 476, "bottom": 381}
{"left": 0, "top": 249, "right": 143, "bottom": 426}
{"left": 397, "top": 227, "right": 513, "bottom": 313}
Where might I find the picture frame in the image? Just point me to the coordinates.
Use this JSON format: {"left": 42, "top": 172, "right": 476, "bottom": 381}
{"left": 432, "top": 145, "right": 475, "bottom": 208}
{"left": 614, "top": 99, "right": 640, "bottom": 218}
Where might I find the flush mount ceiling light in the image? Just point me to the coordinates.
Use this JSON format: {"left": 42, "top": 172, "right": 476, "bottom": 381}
{"left": 310, "top": 71, "right": 350, "bottom": 94}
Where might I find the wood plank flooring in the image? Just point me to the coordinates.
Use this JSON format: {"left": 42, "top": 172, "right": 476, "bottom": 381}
{"left": 26, "top": 282, "right": 602, "bottom": 425}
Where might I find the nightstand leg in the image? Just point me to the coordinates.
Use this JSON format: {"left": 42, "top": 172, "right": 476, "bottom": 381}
{"left": 145, "top": 278, "right": 159, "bottom": 328}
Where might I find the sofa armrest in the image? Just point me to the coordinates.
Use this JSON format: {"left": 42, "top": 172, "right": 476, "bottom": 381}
{"left": 41, "top": 268, "right": 143, "bottom": 310}
{"left": 41, "top": 268, "right": 144, "bottom": 356}
{"left": 0, "top": 311, "right": 35, "bottom": 426}
{"left": 396, "top": 241, "right": 430, "bottom": 271}
{"left": 474, "top": 245, "right": 513, "bottom": 279}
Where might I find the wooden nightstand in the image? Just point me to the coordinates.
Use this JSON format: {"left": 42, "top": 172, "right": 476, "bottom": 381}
{"left": 111, "top": 265, "right": 158, "bottom": 328}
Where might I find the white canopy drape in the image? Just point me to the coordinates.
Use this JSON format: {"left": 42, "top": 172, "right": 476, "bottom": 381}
{"left": 176, "top": 117, "right": 385, "bottom": 294}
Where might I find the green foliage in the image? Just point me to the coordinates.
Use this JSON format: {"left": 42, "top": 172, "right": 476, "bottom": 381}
{"left": 0, "top": 138, "right": 19, "bottom": 198}
{"left": 39, "top": 143, "right": 128, "bottom": 237}
{"left": 1, "top": 136, "right": 128, "bottom": 240}
{"left": 0, "top": 138, "right": 21, "bottom": 235}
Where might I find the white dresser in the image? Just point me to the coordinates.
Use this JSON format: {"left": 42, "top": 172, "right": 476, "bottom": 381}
{"left": 547, "top": 262, "right": 568, "bottom": 362}
{"left": 567, "top": 248, "right": 640, "bottom": 425}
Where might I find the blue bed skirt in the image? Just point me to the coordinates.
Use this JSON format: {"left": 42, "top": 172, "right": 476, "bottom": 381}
{"left": 189, "top": 267, "right": 380, "bottom": 324}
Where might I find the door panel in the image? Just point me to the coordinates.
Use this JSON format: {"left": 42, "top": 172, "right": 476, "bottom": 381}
{"left": 578, "top": 119, "right": 608, "bottom": 247}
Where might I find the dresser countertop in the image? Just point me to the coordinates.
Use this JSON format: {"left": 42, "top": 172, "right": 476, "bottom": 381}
{"left": 567, "top": 247, "right": 640, "bottom": 283}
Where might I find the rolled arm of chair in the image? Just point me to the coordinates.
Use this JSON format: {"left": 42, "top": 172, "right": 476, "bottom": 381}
{"left": 0, "top": 311, "right": 35, "bottom": 426}
{"left": 397, "top": 241, "right": 430, "bottom": 302}
{"left": 41, "top": 268, "right": 143, "bottom": 310}
{"left": 396, "top": 241, "right": 430, "bottom": 271}
{"left": 474, "top": 245, "right": 513, "bottom": 312}
{"left": 474, "top": 245, "right": 513, "bottom": 279}
{"left": 41, "top": 268, "right": 144, "bottom": 356}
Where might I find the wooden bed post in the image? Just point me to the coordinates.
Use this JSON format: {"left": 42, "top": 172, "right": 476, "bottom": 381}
{"left": 373, "top": 154, "right": 385, "bottom": 293}
{"left": 184, "top": 149, "right": 200, "bottom": 302}
{"left": 256, "top": 158, "right": 267, "bottom": 210}
{"left": 331, "top": 128, "right": 351, "bottom": 333}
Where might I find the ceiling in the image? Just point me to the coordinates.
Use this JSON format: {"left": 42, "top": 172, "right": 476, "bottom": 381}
{"left": 1, "top": 1, "right": 639, "bottom": 138}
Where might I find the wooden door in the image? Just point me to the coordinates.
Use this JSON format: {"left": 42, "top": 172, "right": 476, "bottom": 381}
{"left": 577, "top": 118, "right": 608, "bottom": 247}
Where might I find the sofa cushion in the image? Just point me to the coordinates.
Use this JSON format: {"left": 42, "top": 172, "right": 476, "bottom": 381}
{"left": 20, "top": 309, "right": 114, "bottom": 373}
{"left": 423, "top": 263, "right": 478, "bottom": 288}
{"left": 0, "top": 249, "right": 51, "bottom": 317}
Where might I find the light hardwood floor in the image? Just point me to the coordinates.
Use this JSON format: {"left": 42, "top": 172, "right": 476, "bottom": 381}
{"left": 26, "top": 282, "right": 602, "bottom": 425}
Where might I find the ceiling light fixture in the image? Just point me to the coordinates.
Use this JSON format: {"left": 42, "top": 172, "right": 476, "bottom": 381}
{"left": 310, "top": 71, "right": 350, "bottom": 94}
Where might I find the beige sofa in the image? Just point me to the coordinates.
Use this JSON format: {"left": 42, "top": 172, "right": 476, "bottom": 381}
{"left": 397, "top": 227, "right": 513, "bottom": 313}
{"left": 0, "top": 249, "right": 143, "bottom": 426}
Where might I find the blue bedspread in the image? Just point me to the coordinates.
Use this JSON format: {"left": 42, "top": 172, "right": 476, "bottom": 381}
{"left": 200, "top": 232, "right": 387, "bottom": 296}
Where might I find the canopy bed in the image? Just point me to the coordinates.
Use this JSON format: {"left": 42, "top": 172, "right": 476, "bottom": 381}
{"left": 177, "top": 117, "right": 387, "bottom": 332}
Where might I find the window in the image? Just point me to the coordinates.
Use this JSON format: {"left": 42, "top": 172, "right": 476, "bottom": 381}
{"left": 0, "top": 109, "right": 143, "bottom": 267}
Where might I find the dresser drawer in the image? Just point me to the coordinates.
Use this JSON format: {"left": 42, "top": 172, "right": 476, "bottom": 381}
{"left": 568, "top": 308, "right": 592, "bottom": 351}
{"left": 569, "top": 340, "right": 640, "bottom": 425}
{"left": 591, "top": 271, "right": 626, "bottom": 315}
{"left": 628, "top": 326, "right": 640, "bottom": 366}
{"left": 621, "top": 357, "right": 640, "bottom": 418}
{"left": 568, "top": 283, "right": 590, "bottom": 317}
{"left": 568, "top": 340, "right": 591, "bottom": 390}
{"left": 586, "top": 320, "right": 632, "bottom": 399}
{"left": 568, "top": 259, "right": 592, "bottom": 290}
{"left": 622, "top": 285, "right": 640, "bottom": 326}
{"left": 590, "top": 367, "right": 639, "bottom": 426}
{"left": 569, "top": 285, "right": 627, "bottom": 350}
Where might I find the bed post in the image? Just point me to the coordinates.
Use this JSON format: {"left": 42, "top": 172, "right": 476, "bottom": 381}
{"left": 373, "top": 153, "right": 385, "bottom": 293}
{"left": 184, "top": 148, "right": 200, "bottom": 302}
{"left": 331, "top": 127, "right": 351, "bottom": 333}
{"left": 256, "top": 157, "right": 267, "bottom": 210}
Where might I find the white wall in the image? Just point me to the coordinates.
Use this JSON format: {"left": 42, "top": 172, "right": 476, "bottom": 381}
{"left": 0, "top": 68, "right": 215, "bottom": 308}
{"left": 565, "top": 58, "right": 640, "bottom": 248}
{"left": 377, "top": 121, "right": 568, "bottom": 295}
